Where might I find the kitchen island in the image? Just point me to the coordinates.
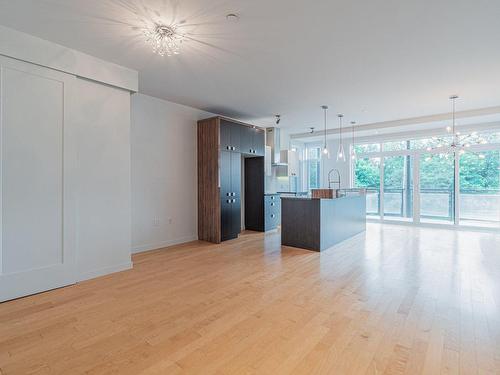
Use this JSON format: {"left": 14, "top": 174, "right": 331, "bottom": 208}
{"left": 281, "top": 194, "right": 366, "bottom": 251}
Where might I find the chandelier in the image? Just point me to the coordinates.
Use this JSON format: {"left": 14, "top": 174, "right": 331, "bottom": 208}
{"left": 143, "top": 23, "right": 184, "bottom": 56}
{"left": 426, "top": 95, "right": 487, "bottom": 157}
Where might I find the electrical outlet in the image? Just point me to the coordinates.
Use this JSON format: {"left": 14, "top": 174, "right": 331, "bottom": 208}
{"left": 153, "top": 217, "right": 160, "bottom": 227}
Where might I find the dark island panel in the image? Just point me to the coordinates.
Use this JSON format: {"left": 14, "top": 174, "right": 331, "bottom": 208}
{"left": 281, "top": 198, "right": 321, "bottom": 251}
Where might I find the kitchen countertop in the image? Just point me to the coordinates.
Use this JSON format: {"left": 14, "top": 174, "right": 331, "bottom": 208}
{"left": 280, "top": 194, "right": 364, "bottom": 200}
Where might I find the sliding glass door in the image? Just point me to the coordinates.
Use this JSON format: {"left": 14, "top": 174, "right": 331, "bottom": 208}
{"left": 383, "top": 155, "right": 413, "bottom": 221}
{"left": 459, "top": 151, "right": 500, "bottom": 228}
{"left": 419, "top": 153, "right": 455, "bottom": 224}
{"left": 352, "top": 133, "right": 500, "bottom": 229}
{"left": 353, "top": 157, "right": 381, "bottom": 217}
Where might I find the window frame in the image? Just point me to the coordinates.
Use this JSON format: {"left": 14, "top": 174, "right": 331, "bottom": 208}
{"left": 351, "top": 133, "right": 500, "bottom": 230}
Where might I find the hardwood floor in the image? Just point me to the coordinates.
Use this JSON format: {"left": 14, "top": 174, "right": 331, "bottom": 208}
{"left": 1, "top": 223, "right": 500, "bottom": 374}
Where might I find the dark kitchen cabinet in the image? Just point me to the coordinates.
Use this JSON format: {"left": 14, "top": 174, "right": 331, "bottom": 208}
{"left": 253, "top": 128, "right": 265, "bottom": 156}
{"left": 220, "top": 119, "right": 241, "bottom": 152}
{"left": 198, "top": 116, "right": 266, "bottom": 243}
{"left": 220, "top": 151, "right": 241, "bottom": 241}
{"left": 241, "top": 126, "right": 265, "bottom": 156}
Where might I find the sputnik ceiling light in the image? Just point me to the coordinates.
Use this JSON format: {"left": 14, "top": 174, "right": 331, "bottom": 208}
{"left": 321, "top": 106, "right": 330, "bottom": 158}
{"left": 350, "top": 121, "right": 357, "bottom": 161}
{"left": 337, "top": 114, "right": 346, "bottom": 162}
{"left": 425, "top": 95, "right": 487, "bottom": 160}
{"left": 143, "top": 23, "right": 185, "bottom": 56}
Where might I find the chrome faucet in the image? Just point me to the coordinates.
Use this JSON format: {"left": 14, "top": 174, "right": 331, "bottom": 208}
{"left": 328, "top": 169, "right": 341, "bottom": 189}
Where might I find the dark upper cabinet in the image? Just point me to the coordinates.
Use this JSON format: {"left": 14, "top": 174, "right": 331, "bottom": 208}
{"left": 240, "top": 126, "right": 265, "bottom": 156}
{"left": 220, "top": 151, "right": 241, "bottom": 241}
{"left": 198, "top": 116, "right": 266, "bottom": 244}
{"left": 240, "top": 125, "right": 253, "bottom": 155}
{"left": 220, "top": 120, "right": 241, "bottom": 152}
{"left": 253, "top": 128, "right": 265, "bottom": 156}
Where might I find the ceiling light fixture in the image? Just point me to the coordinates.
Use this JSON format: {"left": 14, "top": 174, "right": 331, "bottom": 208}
{"left": 309, "top": 127, "right": 315, "bottom": 134}
{"left": 427, "top": 95, "right": 487, "bottom": 157}
{"left": 143, "top": 23, "right": 184, "bottom": 56}
{"left": 275, "top": 114, "right": 281, "bottom": 125}
{"left": 321, "top": 106, "right": 330, "bottom": 157}
{"left": 337, "top": 114, "right": 346, "bottom": 162}
{"left": 350, "top": 121, "right": 357, "bottom": 161}
{"left": 226, "top": 13, "right": 240, "bottom": 22}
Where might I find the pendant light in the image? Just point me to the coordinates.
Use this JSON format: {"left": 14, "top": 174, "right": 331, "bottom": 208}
{"left": 337, "top": 114, "right": 346, "bottom": 162}
{"left": 350, "top": 121, "right": 357, "bottom": 160}
{"left": 321, "top": 105, "right": 330, "bottom": 158}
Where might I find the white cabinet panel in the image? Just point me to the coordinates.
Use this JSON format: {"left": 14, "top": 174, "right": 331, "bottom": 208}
{"left": 0, "top": 56, "right": 77, "bottom": 301}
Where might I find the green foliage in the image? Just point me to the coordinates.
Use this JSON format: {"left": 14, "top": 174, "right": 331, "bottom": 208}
{"left": 420, "top": 154, "right": 455, "bottom": 189}
{"left": 354, "top": 158, "right": 380, "bottom": 188}
{"left": 460, "top": 152, "right": 500, "bottom": 190}
{"left": 354, "top": 151, "right": 500, "bottom": 192}
{"left": 384, "top": 156, "right": 405, "bottom": 189}
{"left": 309, "top": 160, "right": 320, "bottom": 189}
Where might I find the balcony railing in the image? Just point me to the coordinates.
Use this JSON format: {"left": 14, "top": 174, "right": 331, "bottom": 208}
{"left": 362, "top": 187, "right": 500, "bottom": 224}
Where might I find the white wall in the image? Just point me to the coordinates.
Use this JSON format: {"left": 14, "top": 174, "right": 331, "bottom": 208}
{"left": 131, "top": 94, "right": 214, "bottom": 253}
{"left": 75, "top": 78, "right": 133, "bottom": 280}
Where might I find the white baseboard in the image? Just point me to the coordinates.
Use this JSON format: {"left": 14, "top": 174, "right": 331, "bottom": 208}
{"left": 78, "top": 261, "right": 133, "bottom": 282}
{"left": 131, "top": 235, "right": 198, "bottom": 254}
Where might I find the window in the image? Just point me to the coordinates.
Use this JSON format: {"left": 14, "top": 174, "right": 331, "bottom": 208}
{"left": 307, "top": 146, "right": 321, "bottom": 190}
{"left": 410, "top": 136, "right": 452, "bottom": 150}
{"left": 419, "top": 153, "right": 455, "bottom": 224}
{"left": 459, "top": 151, "right": 500, "bottom": 227}
{"left": 349, "top": 129, "right": 500, "bottom": 228}
{"left": 383, "top": 141, "right": 408, "bottom": 152}
{"left": 384, "top": 155, "right": 413, "bottom": 220}
{"left": 354, "top": 157, "right": 381, "bottom": 216}
{"left": 354, "top": 143, "right": 380, "bottom": 154}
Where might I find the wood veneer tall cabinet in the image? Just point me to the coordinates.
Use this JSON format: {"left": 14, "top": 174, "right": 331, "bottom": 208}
{"left": 197, "top": 116, "right": 265, "bottom": 243}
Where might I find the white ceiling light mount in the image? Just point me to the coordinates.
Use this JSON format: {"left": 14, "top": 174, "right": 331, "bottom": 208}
{"left": 226, "top": 13, "right": 240, "bottom": 22}
{"left": 143, "top": 23, "right": 184, "bottom": 56}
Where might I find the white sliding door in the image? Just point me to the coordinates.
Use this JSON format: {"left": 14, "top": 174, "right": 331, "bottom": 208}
{"left": 0, "top": 56, "right": 77, "bottom": 301}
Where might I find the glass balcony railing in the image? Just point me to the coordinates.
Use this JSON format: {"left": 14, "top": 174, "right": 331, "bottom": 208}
{"left": 372, "top": 188, "right": 500, "bottom": 225}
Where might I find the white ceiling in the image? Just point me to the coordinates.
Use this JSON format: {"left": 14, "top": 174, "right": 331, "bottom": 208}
{"left": 1, "top": 0, "right": 500, "bottom": 134}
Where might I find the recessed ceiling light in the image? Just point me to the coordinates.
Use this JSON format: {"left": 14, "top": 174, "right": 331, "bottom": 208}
{"left": 226, "top": 13, "right": 240, "bottom": 22}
